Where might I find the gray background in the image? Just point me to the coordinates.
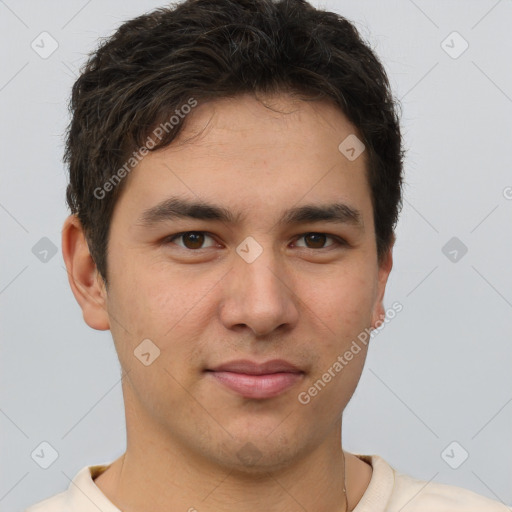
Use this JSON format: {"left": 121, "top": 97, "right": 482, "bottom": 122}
{"left": 1, "top": 0, "right": 511, "bottom": 510}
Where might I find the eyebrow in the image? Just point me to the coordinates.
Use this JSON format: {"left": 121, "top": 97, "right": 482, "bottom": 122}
{"left": 135, "top": 197, "right": 364, "bottom": 230}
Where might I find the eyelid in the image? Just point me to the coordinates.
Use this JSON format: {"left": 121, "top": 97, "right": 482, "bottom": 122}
{"left": 165, "top": 231, "right": 218, "bottom": 249}
{"left": 292, "top": 233, "right": 346, "bottom": 249}
{"left": 163, "top": 231, "right": 347, "bottom": 250}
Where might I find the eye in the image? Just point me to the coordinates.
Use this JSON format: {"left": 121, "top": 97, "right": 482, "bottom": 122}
{"left": 163, "top": 231, "right": 347, "bottom": 252}
{"left": 165, "top": 231, "right": 217, "bottom": 250}
{"left": 293, "top": 232, "right": 345, "bottom": 249}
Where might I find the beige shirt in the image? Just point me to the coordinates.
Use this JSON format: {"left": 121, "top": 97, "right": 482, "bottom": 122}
{"left": 25, "top": 454, "right": 510, "bottom": 512}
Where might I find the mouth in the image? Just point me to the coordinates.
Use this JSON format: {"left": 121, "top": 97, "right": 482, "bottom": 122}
{"left": 204, "top": 359, "right": 305, "bottom": 399}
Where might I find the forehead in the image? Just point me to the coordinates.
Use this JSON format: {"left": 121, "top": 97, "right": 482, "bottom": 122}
{"left": 112, "top": 93, "right": 372, "bottom": 229}
{"left": 172, "top": 93, "right": 366, "bottom": 153}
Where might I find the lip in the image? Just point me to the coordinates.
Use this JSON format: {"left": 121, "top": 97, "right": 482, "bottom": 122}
{"left": 205, "top": 359, "right": 304, "bottom": 399}
{"left": 208, "top": 359, "right": 303, "bottom": 375}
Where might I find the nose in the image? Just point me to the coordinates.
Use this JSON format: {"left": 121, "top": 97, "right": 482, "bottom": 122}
{"left": 218, "top": 243, "right": 300, "bottom": 337}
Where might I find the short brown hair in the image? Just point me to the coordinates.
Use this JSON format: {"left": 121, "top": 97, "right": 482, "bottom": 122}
{"left": 65, "top": 0, "right": 404, "bottom": 286}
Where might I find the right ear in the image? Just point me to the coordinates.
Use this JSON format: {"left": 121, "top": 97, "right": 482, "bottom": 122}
{"left": 61, "top": 214, "right": 110, "bottom": 331}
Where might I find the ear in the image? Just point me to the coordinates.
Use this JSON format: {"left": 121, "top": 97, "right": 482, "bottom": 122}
{"left": 61, "top": 214, "right": 110, "bottom": 331}
{"left": 370, "top": 234, "right": 395, "bottom": 329}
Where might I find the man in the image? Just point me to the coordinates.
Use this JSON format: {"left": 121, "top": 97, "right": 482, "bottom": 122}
{"left": 26, "top": 0, "right": 509, "bottom": 511}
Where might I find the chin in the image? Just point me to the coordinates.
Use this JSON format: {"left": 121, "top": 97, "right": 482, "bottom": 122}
{"left": 206, "top": 432, "right": 309, "bottom": 475}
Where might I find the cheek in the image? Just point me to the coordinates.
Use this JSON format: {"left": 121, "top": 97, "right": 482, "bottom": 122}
{"left": 295, "top": 272, "right": 375, "bottom": 419}
{"left": 109, "top": 254, "right": 203, "bottom": 334}
{"left": 107, "top": 261, "right": 216, "bottom": 377}
{"left": 301, "top": 268, "right": 377, "bottom": 337}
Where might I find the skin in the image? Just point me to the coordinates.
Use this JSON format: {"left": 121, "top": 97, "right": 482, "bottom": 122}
{"left": 62, "top": 92, "right": 394, "bottom": 512}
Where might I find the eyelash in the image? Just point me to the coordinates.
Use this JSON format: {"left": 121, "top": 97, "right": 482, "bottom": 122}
{"left": 163, "top": 231, "right": 347, "bottom": 251}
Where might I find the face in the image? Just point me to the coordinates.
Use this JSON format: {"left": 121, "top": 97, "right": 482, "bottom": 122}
{"left": 64, "top": 93, "right": 393, "bottom": 473}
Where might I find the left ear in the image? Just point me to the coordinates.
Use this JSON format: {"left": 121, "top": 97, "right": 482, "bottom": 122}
{"left": 370, "top": 234, "right": 395, "bottom": 328}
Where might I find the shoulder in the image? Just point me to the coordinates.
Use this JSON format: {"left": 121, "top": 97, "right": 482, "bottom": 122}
{"left": 24, "top": 491, "right": 68, "bottom": 512}
{"left": 389, "top": 467, "right": 511, "bottom": 511}
{"left": 24, "top": 463, "right": 115, "bottom": 512}
{"left": 353, "top": 454, "right": 510, "bottom": 512}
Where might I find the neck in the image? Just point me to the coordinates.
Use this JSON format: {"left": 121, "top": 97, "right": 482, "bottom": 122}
{"left": 93, "top": 389, "right": 372, "bottom": 512}
{"left": 94, "top": 431, "right": 371, "bottom": 512}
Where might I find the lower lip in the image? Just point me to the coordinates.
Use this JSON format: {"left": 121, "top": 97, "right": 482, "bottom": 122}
{"left": 207, "top": 371, "right": 304, "bottom": 399}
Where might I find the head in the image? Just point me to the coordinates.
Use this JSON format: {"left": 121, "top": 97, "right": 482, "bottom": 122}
{"left": 63, "top": 0, "right": 404, "bottom": 472}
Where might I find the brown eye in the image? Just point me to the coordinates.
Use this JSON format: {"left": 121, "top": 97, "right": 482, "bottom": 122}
{"left": 167, "top": 231, "right": 216, "bottom": 250}
{"left": 295, "top": 232, "right": 339, "bottom": 249}
{"left": 303, "top": 233, "right": 327, "bottom": 248}
{"left": 182, "top": 232, "right": 205, "bottom": 249}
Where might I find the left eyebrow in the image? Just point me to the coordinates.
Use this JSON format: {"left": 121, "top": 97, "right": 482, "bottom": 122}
{"left": 278, "top": 202, "right": 363, "bottom": 230}
{"left": 135, "top": 196, "right": 364, "bottom": 231}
